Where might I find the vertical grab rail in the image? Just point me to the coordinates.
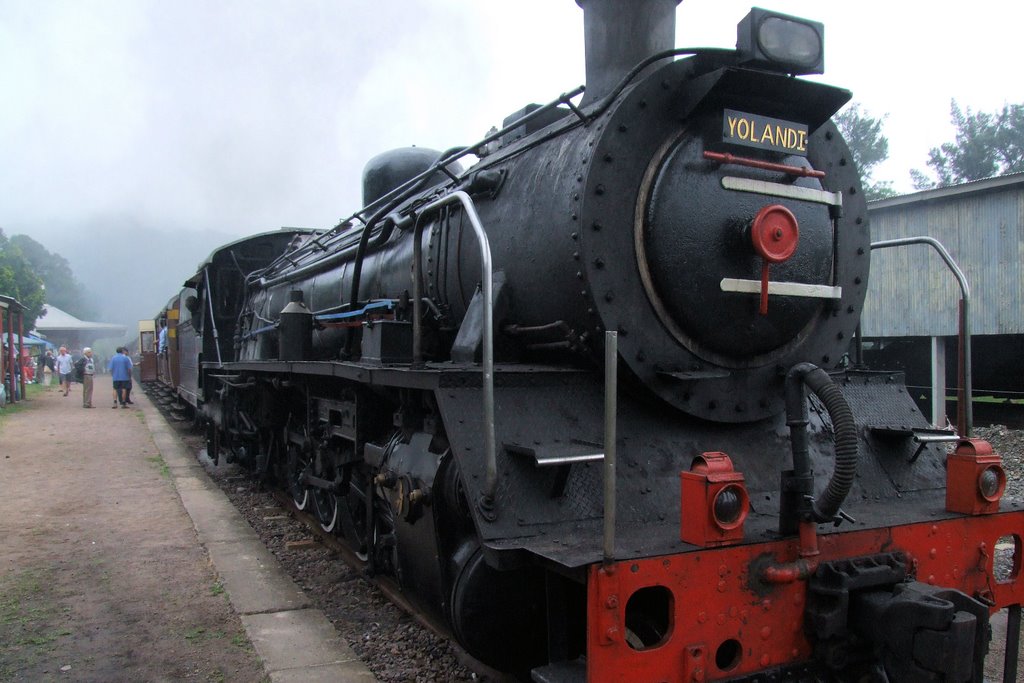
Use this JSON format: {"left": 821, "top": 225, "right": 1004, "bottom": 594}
{"left": 869, "top": 237, "right": 972, "bottom": 437}
{"left": 204, "top": 267, "right": 224, "bottom": 366}
{"left": 603, "top": 331, "right": 618, "bottom": 566}
{"left": 1004, "top": 603, "right": 1021, "bottom": 683}
{"left": 412, "top": 191, "right": 497, "bottom": 510}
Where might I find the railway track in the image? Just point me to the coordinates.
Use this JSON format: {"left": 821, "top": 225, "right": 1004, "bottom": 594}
{"left": 144, "top": 385, "right": 511, "bottom": 681}
{"left": 266, "top": 489, "right": 515, "bottom": 682}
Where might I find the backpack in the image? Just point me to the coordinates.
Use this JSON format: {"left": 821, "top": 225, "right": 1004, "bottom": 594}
{"left": 74, "top": 356, "right": 86, "bottom": 382}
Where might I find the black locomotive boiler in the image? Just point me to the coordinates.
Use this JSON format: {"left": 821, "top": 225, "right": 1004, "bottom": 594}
{"left": 152, "top": 2, "right": 1023, "bottom": 680}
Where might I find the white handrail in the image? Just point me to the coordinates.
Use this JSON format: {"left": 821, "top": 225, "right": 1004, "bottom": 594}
{"left": 412, "top": 191, "right": 497, "bottom": 507}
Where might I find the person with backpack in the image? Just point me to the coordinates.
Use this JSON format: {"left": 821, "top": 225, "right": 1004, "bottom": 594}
{"left": 76, "top": 348, "right": 96, "bottom": 408}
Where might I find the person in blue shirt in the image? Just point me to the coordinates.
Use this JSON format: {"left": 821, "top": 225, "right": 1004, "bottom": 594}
{"left": 108, "top": 347, "right": 134, "bottom": 409}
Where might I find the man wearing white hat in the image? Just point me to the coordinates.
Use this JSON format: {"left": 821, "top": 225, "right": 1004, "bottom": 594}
{"left": 80, "top": 347, "right": 96, "bottom": 408}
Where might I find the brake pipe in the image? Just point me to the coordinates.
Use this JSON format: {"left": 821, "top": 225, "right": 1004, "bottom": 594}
{"left": 762, "top": 519, "right": 821, "bottom": 584}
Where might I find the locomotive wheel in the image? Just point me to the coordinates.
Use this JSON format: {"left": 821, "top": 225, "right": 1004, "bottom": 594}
{"left": 285, "top": 443, "right": 310, "bottom": 511}
{"left": 371, "top": 501, "right": 399, "bottom": 580}
{"left": 338, "top": 477, "right": 370, "bottom": 561}
{"left": 448, "top": 541, "right": 546, "bottom": 673}
{"left": 312, "top": 491, "right": 339, "bottom": 533}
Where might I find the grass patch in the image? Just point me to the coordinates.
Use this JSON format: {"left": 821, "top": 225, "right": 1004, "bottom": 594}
{"left": 146, "top": 454, "right": 171, "bottom": 478}
{"left": 210, "top": 582, "right": 226, "bottom": 597}
{"left": 184, "top": 626, "right": 225, "bottom": 644}
{"left": 0, "top": 383, "right": 51, "bottom": 431}
{"left": 939, "top": 394, "right": 1024, "bottom": 405}
{"left": 972, "top": 395, "right": 1024, "bottom": 405}
{"left": 184, "top": 626, "right": 207, "bottom": 642}
{"left": 0, "top": 567, "right": 70, "bottom": 671}
{"left": 230, "top": 630, "right": 254, "bottom": 652}
{"left": 0, "top": 392, "right": 38, "bottom": 424}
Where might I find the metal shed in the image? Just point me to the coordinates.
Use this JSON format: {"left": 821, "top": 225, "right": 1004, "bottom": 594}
{"left": 861, "top": 173, "right": 1024, "bottom": 426}
{"left": 863, "top": 173, "right": 1024, "bottom": 337}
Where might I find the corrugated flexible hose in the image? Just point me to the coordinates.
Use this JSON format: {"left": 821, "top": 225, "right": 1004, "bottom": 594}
{"left": 794, "top": 364, "right": 859, "bottom": 523}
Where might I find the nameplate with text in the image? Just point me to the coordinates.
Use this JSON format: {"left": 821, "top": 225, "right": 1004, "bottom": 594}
{"left": 722, "top": 109, "right": 808, "bottom": 156}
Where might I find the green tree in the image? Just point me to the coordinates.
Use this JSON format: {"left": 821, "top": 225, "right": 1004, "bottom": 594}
{"left": 911, "top": 100, "right": 1024, "bottom": 189}
{"left": 834, "top": 103, "right": 896, "bottom": 200}
{"left": 0, "top": 228, "right": 47, "bottom": 330}
{"left": 9, "top": 234, "right": 95, "bottom": 319}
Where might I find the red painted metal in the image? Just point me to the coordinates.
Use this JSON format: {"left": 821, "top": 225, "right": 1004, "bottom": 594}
{"left": 0, "top": 305, "right": 5, "bottom": 403}
{"left": 958, "top": 299, "right": 967, "bottom": 434}
{"left": 758, "top": 263, "right": 771, "bottom": 316}
{"left": 762, "top": 521, "right": 820, "bottom": 584}
{"left": 680, "top": 452, "right": 749, "bottom": 547}
{"left": 17, "top": 309, "right": 25, "bottom": 401}
{"left": 4, "top": 306, "right": 15, "bottom": 404}
{"left": 750, "top": 204, "right": 799, "bottom": 316}
{"left": 947, "top": 439, "right": 1007, "bottom": 515}
{"left": 586, "top": 510, "right": 1024, "bottom": 682}
{"left": 750, "top": 205, "right": 799, "bottom": 264}
{"left": 703, "top": 151, "right": 826, "bottom": 179}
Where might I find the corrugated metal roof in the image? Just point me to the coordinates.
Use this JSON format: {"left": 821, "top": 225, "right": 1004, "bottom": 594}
{"left": 861, "top": 175, "right": 1024, "bottom": 337}
{"left": 869, "top": 172, "right": 1024, "bottom": 210}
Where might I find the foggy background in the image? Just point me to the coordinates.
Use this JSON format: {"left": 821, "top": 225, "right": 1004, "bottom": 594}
{"left": 2, "top": 0, "right": 1019, "bottom": 334}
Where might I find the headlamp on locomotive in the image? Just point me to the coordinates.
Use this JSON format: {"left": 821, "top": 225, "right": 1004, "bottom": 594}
{"left": 736, "top": 7, "right": 825, "bottom": 75}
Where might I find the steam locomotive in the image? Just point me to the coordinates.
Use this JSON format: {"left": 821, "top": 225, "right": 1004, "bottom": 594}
{"left": 147, "top": 2, "right": 1023, "bottom": 680}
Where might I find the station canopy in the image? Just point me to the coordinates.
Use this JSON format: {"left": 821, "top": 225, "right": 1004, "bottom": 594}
{"left": 32, "top": 304, "right": 127, "bottom": 349}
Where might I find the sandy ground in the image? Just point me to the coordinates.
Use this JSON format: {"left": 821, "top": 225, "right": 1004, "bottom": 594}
{"left": 0, "top": 380, "right": 265, "bottom": 682}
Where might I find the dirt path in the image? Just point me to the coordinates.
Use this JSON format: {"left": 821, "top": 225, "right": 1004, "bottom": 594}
{"left": 0, "top": 381, "right": 265, "bottom": 682}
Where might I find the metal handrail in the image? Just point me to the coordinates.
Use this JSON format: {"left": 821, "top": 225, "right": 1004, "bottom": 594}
{"left": 869, "top": 236, "right": 972, "bottom": 436}
{"left": 411, "top": 191, "right": 497, "bottom": 507}
{"left": 603, "top": 331, "right": 618, "bottom": 566}
{"left": 204, "top": 267, "right": 224, "bottom": 366}
{"left": 255, "top": 86, "right": 586, "bottom": 290}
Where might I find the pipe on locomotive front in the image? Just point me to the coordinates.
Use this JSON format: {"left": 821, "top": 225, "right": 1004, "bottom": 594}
{"left": 575, "top": 0, "right": 683, "bottom": 106}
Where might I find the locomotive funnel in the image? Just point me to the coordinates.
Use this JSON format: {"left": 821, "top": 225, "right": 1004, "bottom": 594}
{"left": 576, "top": 0, "right": 682, "bottom": 105}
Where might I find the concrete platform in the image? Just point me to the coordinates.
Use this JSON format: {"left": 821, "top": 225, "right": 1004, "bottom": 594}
{"left": 140, "top": 395, "right": 378, "bottom": 682}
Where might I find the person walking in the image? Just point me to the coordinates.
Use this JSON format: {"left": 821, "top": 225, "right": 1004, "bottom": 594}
{"left": 108, "top": 347, "right": 133, "bottom": 408}
{"left": 55, "top": 346, "right": 74, "bottom": 397}
{"left": 79, "top": 347, "right": 96, "bottom": 408}
{"left": 45, "top": 349, "right": 55, "bottom": 385}
{"left": 37, "top": 350, "right": 54, "bottom": 385}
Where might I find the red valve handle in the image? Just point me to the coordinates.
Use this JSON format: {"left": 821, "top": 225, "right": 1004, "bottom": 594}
{"left": 750, "top": 205, "right": 799, "bottom": 315}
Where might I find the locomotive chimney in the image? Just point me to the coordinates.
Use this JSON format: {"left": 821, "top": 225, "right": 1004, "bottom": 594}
{"left": 576, "top": 0, "right": 682, "bottom": 106}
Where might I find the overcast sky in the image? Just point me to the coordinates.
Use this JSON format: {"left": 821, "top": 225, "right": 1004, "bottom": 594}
{"left": 1, "top": 0, "right": 1020, "bottom": 327}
